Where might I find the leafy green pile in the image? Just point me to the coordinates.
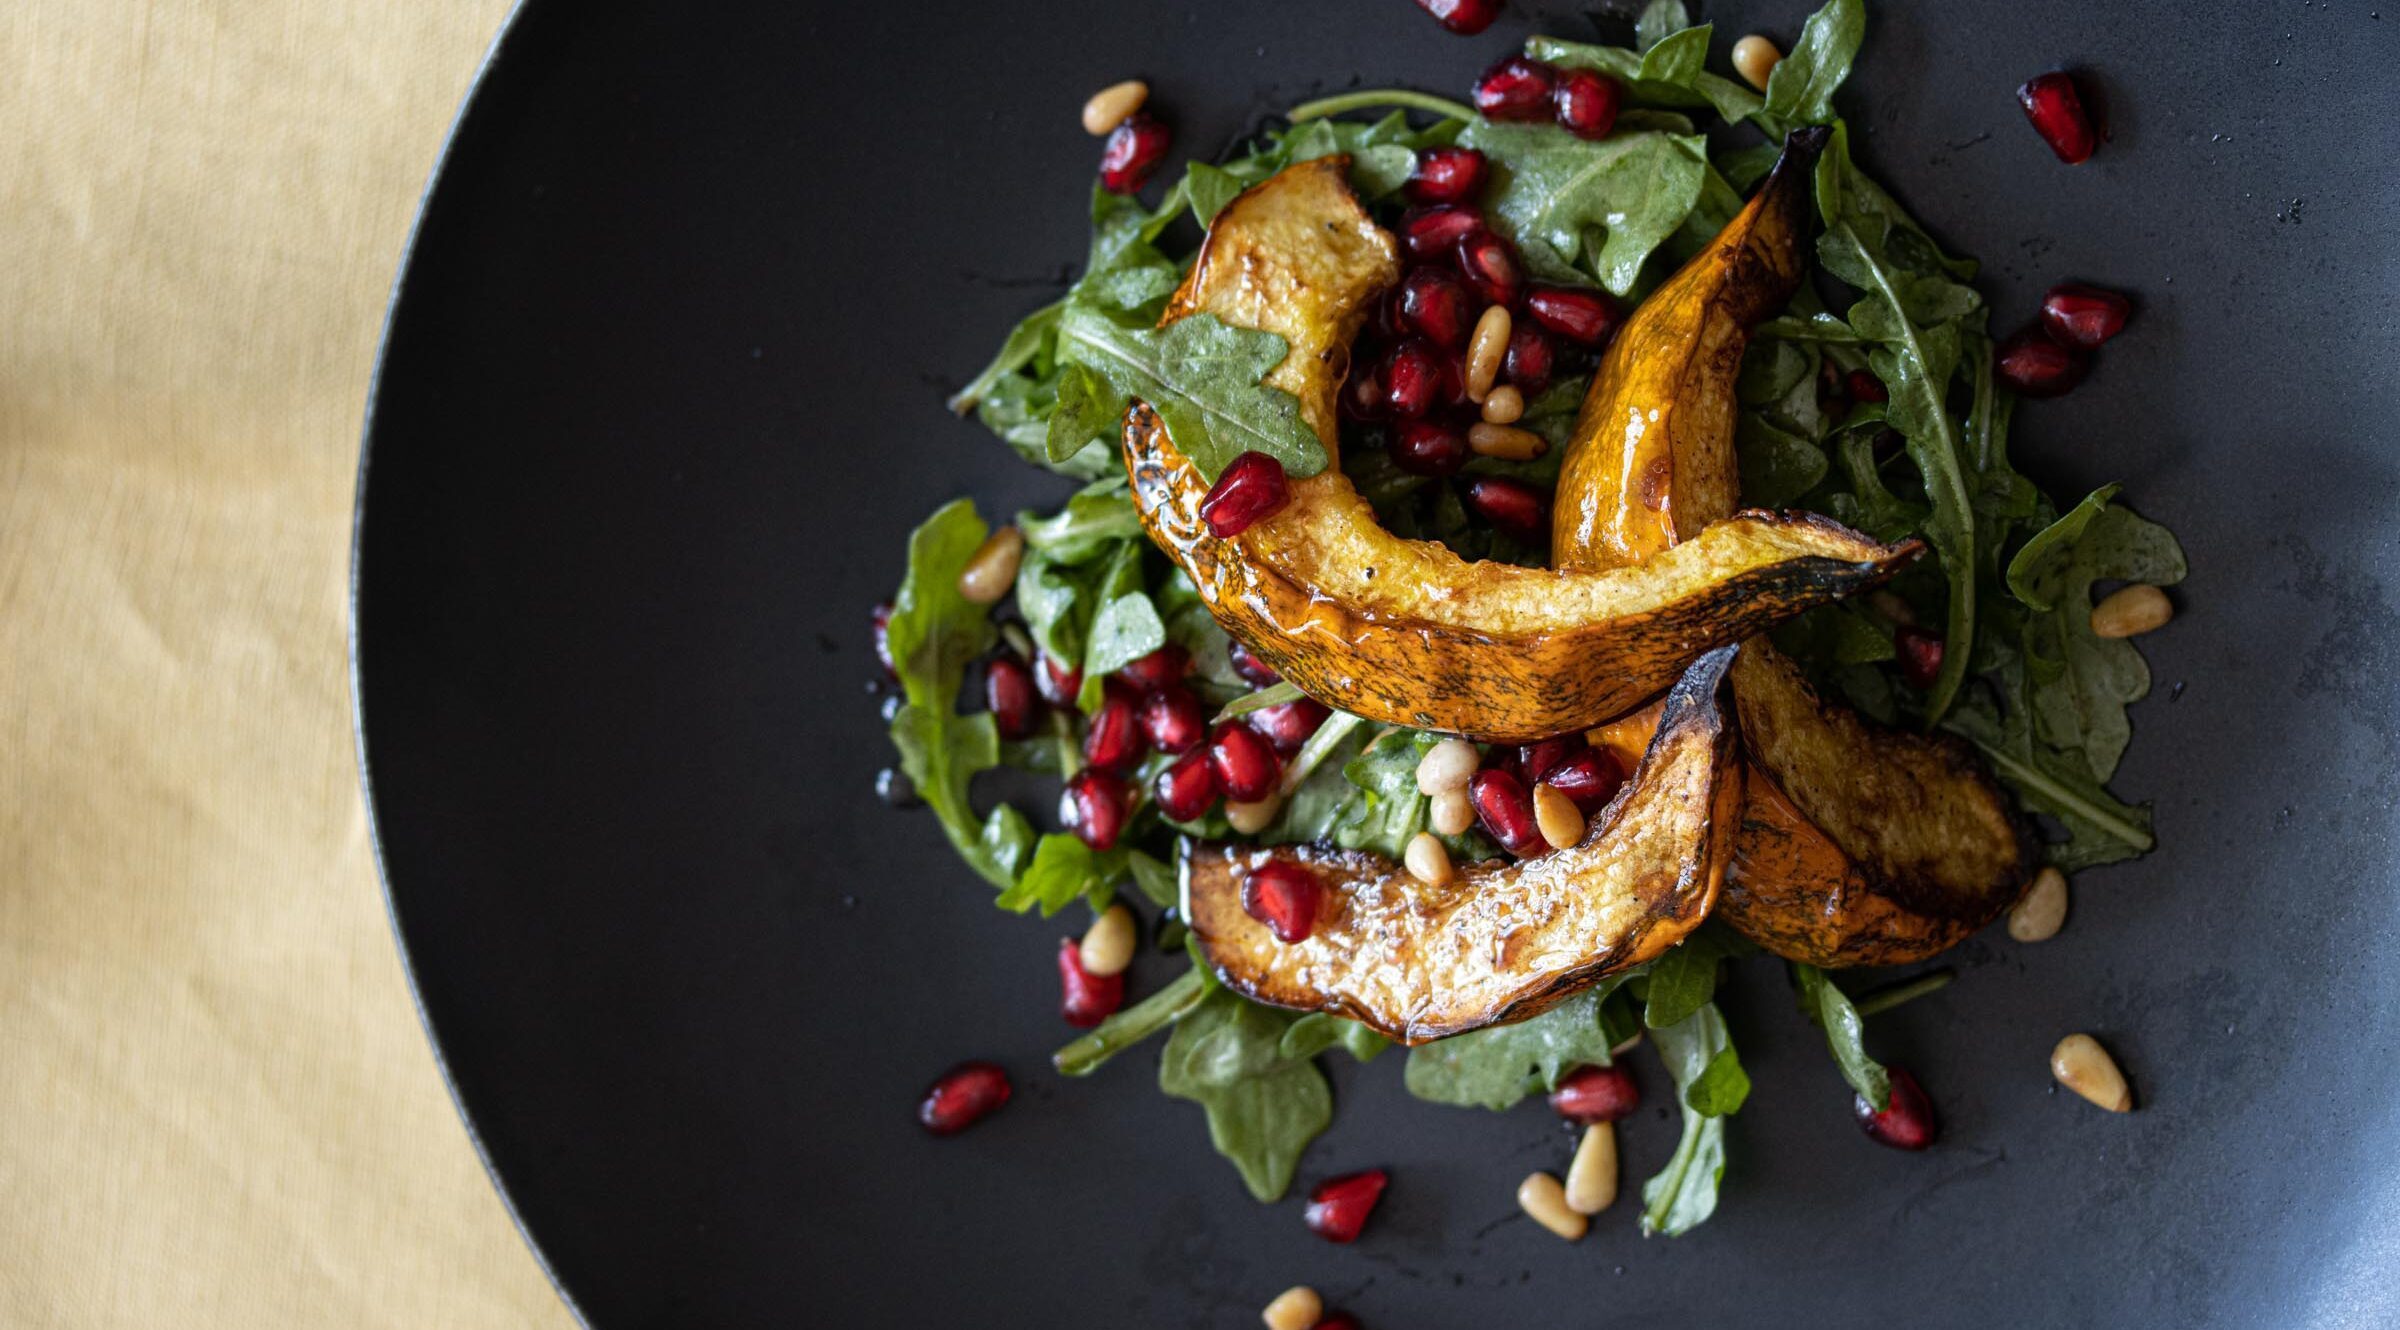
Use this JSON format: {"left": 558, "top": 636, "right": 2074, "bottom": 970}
{"left": 889, "top": 0, "right": 2182, "bottom": 1233}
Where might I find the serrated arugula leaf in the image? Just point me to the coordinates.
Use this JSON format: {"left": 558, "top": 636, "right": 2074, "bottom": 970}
{"left": 2006, "top": 490, "right": 2187, "bottom": 781}
{"left": 1526, "top": 34, "right": 1764, "bottom": 124}
{"left": 1083, "top": 591, "right": 1169, "bottom": 679}
{"left": 1945, "top": 658, "right": 2156, "bottom": 869}
{"left": 1403, "top": 982, "right": 1637, "bottom": 1110}
{"left": 883, "top": 500, "right": 1012, "bottom": 888}
{"left": 1279, "top": 1012, "right": 1393, "bottom": 1064}
{"left": 1763, "top": 0, "right": 1864, "bottom": 126}
{"left": 995, "top": 833, "right": 1126, "bottom": 916}
{"left": 1017, "top": 478, "right": 1142, "bottom": 563}
{"left": 1792, "top": 962, "right": 1888, "bottom": 1107}
{"left": 1183, "top": 161, "right": 1248, "bottom": 227}
{"left": 1159, "top": 991, "right": 1334, "bottom": 1200}
{"left": 1460, "top": 118, "right": 1711, "bottom": 295}
{"left": 1055, "top": 305, "right": 1326, "bottom": 481}
{"left": 1635, "top": 0, "right": 1691, "bottom": 52}
{"left": 1044, "top": 360, "right": 1125, "bottom": 463}
{"left": 1641, "top": 1001, "right": 1743, "bottom": 1237}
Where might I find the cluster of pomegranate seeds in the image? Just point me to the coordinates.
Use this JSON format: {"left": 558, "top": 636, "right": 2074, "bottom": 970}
{"left": 1098, "top": 112, "right": 1173, "bottom": 194}
{"left": 2015, "top": 71, "right": 2096, "bottom": 165}
{"left": 1056, "top": 937, "right": 1125, "bottom": 1027}
{"left": 1468, "top": 767, "right": 1543, "bottom": 856}
{"left": 1404, "top": 146, "right": 1487, "bottom": 205}
{"left": 1208, "top": 721, "right": 1283, "bottom": 801}
{"left": 1998, "top": 281, "right": 2131, "bottom": 398}
{"left": 1551, "top": 68, "right": 1621, "bottom": 140}
{"left": 1462, "top": 476, "right": 1547, "bottom": 541}
{"left": 869, "top": 602, "right": 897, "bottom": 679}
{"left": 1083, "top": 679, "right": 1148, "bottom": 772}
{"left": 1410, "top": 0, "right": 1501, "bottom": 35}
{"left": 1548, "top": 1063, "right": 1640, "bottom": 1122}
{"left": 1242, "top": 860, "right": 1325, "bottom": 943}
{"left": 1152, "top": 749, "right": 1219, "bottom": 822}
{"left": 917, "top": 1061, "right": 1012, "bottom": 1135}
{"left": 1303, "top": 1168, "right": 1390, "bottom": 1243}
{"left": 1893, "top": 623, "right": 1945, "bottom": 691}
{"left": 1249, "top": 697, "right": 1331, "bottom": 754}
{"left": 1855, "top": 1066, "right": 1938, "bottom": 1150}
{"left": 1470, "top": 55, "right": 1624, "bottom": 140}
{"left": 1060, "top": 768, "right": 1131, "bottom": 850}
{"left": 1199, "top": 451, "right": 1293, "bottom": 537}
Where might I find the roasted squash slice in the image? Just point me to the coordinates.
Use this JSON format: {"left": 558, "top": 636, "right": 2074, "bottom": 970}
{"left": 1183, "top": 646, "right": 1741, "bottom": 1044}
{"left": 1123, "top": 155, "right": 1918, "bottom": 742}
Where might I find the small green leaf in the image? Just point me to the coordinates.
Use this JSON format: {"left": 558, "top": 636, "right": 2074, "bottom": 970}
{"left": 1635, "top": 0, "right": 1692, "bottom": 52}
{"left": 1763, "top": 0, "right": 1865, "bottom": 126}
{"left": 1403, "top": 983, "right": 1632, "bottom": 1110}
{"left": 1460, "top": 118, "right": 1711, "bottom": 295}
{"left": 1792, "top": 962, "right": 1888, "bottom": 1107}
{"left": 1057, "top": 306, "right": 1328, "bottom": 482}
{"left": 1083, "top": 592, "right": 1168, "bottom": 680}
{"left": 1638, "top": 24, "right": 1713, "bottom": 85}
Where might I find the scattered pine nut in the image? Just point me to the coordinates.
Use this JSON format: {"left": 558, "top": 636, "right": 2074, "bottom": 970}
{"left": 1226, "top": 795, "right": 1282, "bottom": 835}
{"left": 957, "top": 526, "right": 1024, "bottom": 604}
{"left": 1415, "top": 738, "right": 1480, "bottom": 797}
{"left": 2007, "top": 867, "right": 2069, "bottom": 943}
{"left": 2090, "top": 584, "right": 2174, "bottom": 638}
{"left": 1563, "top": 1122, "right": 1618, "bottom": 1215}
{"left": 1465, "top": 306, "right": 1512, "bottom": 402}
{"left": 1468, "top": 421, "right": 1548, "bottom": 461}
{"left": 1532, "top": 782, "right": 1584, "bottom": 849}
{"left": 1260, "top": 1285, "right": 1322, "bottom": 1330}
{"left": 1732, "top": 35, "right": 1783, "bottom": 91}
{"left": 2050, "top": 1033, "right": 2134, "bottom": 1112}
{"left": 1080, "top": 903, "right": 1137, "bottom": 977}
{"left": 1480, "top": 384, "right": 1525, "bottom": 424}
{"left": 1517, "top": 1171, "right": 1588, "bottom": 1240}
{"left": 1404, "top": 831, "right": 1454, "bottom": 886}
{"left": 1082, "top": 79, "right": 1150, "bottom": 136}
{"left": 1429, "top": 787, "right": 1476, "bottom": 837}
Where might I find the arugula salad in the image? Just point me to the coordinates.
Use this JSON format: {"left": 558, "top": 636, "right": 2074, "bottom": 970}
{"left": 884, "top": 0, "right": 2183, "bottom": 1239}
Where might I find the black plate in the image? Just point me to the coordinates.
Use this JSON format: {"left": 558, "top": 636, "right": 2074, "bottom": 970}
{"left": 354, "top": 1, "right": 2400, "bottom": 1324}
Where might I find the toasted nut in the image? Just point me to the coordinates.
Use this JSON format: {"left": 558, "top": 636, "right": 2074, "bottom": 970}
{"left": 1429, "top": 787, "right": 1476, "bottom": 837}
{"left": 1261, "top": 1285, "right": 1322, "bottom": 1330}
{"left": 1415, "top": 738, "right": 1480, "bottom": 796}
{"left": 1517, "top": 1172, "right": 1587, "bottom": 1240}
{"left": 1532, "top": 782, "right": 1584, "bottom": 849}
{"left": 1465, "top": 305, "right": 1512, "bottom": 401}
{"left": 1468, "top": 422, "right": 1549, "bottom": 461}
{"left": 1226, "top": 795, "right": 1282, "bottom": 835}
{"left": 1732, "top": 35, "right": 1783, "bottom": 91}
{"left": 956, "top": 526, "right": 1024, "bottom": 604}
{"left": 2051, "top": 1033, "right": 2134, "bottom": 1112}
{"left": 1868, "top": 590, "right": 1916, "bottom": 626}
{"left": 1404, "top": 831, "right": 1454, "bottom": 886}
{"left": 1563, "top": 1122, "right": 1618, "bottom": 1215}
{"left": 2090, "top": 584, "right": 2173, "bottom": 638}
{"left": 1082, "top": 79, "right": 1150, "bottom": 136}
{"left": 1480, "top": 384, "right": 1525, "bottom": 424}
{"left": 2007, "top": 867, "right": 2069, "bottom": 943}
{"left": 1080, "top": 903, "right": 1137, "bottom": 977}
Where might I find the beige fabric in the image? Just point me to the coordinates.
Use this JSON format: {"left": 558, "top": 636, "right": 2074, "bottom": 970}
{"left": 1, "top": 2, "right": 576, "bottom": 1325}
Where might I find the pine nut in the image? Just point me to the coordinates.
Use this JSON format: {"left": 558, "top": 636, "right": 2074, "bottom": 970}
{"left": 1260, "top": 1285, "right": 1322, "bottom": 1330}
{"left": 1563, "top": 1122, "right": 1618, "bottom": 1215}
{"left": 1468, "top": 422, "right": 1548, "bottom": 461}
{"left": 1517, "top": 1171, "right": 1587, "bottom": 1240}
{"left": 1869, "top": 590, "right": 1916, "bottom": 626}
{"left": 1465, "top": 306, "right": 1512, "bottom": 402}
{"left": 1404, "top": 831, "right": 1454, "bottom": 886}
{"left": 1080, "top": 903, "right": 1137, "bottom": 977}
{"left": 1226, "top": 795, "right": 1282, "bottom": 835}
{"left": 1732, "top": 35, "right": 1783, "bottom": 91}
{"left": 2050, "top": 1033, "right": 2134, "bottom": 1112}
{"left": 1429, "top": 787, "right": 1476, "bottom": 837}
{"left": 1416, "top": 738, "right": 1480, "bottom": 796}
{"left": 2090, "top": 584, "right": 2173, "bottom": 639}
{"left": 956, "top": 526, "right": 1024, "bottom": 604}
{"left": 2007, "top": 867, "right": 2069, "bottom": 943}
{"left": 1082, "top": 79, "right": 1150, "bottom": 136}
{"left": 1533, "top": 782, "right": 1584, "bottom": 849}
{"left": 1480, "top": 384, "right": 1525, "bottom": 424}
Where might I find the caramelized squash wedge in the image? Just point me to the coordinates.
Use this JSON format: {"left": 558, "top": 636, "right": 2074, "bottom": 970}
{"left": 1183, "top": 646, "right": 1741, "bottom": 1044}
{"left": 1123, "top": 155, "right": 1919, "bottom": 742}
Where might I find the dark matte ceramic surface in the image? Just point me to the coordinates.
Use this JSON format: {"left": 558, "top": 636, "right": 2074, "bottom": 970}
{"left": 353, "top": 1, "right": 2400, "bottom": 1325}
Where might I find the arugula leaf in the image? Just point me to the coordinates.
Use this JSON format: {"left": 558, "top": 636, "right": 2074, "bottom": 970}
{"left": 1183, "top": 161, "right": 1247, "bottom": 227}
{"left": 1526, "top": 35, "right": 1764, "bottom": 124}
{"left": 2007, "top": 490, "right": 2188, "bottom": 781}
{"left": 1945, "top": 658, "right": 2156, "bottom": 869}
{"left": 1083, "top": 591, "right": 1169, "bottom": 680}
{"left": 1639, "top": 24, "right": 1713, "bottom": 85}
{"left": 1791, "top": 962, "right": 1888, "bottom": 1106}
{"left": 1762, "top": 0, "right": 1865, "bottom": 126}
{"left": 884, "top": 501, "right": 1013, "bottom": 888}
{"left": 1279, "top": 1011, "right": 1393, "bottom": 1064}
{"left": 995, "top": 833, "right": 1126, "bottom": 917}
{"left": 1636, "top": 0, "right": 1691, "bottom": 52}
{"left": 1044, "top": 360, "right": 1126, "bottom": 463}
{"left": 1403, "top": 983, "right": 1635, "bottom": 1110}
{"left": 1017, "top": 479, "right": 1142, "bottom": 563}
{"left": 1055, "top": 305, "right": 1327, "bottom": 481}
{"left": 1054, "top": 966, "right": 1214, "bottom": 1077}
{"left": 948, "top": 300, "right": 1061, "bottom": 417}
{"left": 1159, "top": 991, "right": 1334, "bottom": 1200}
{"left": 1460, "top": 117, "right": 1711, "bottom": 295}
{"left": 1641, "top": 1000, "right": 1743, "bottom": 1237}
{"left": 1126, "top": 848, "right": 1178, "bottom": 908}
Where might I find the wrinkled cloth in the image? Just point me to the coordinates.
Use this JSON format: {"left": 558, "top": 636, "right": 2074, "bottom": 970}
{"left": 1, "top": 2, "right": 574, "bottom": 1324}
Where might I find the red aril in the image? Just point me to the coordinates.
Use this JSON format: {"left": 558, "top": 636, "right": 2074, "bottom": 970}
{"left": 1057, "top": 937, "right": 1125, "bottom": 1028}
{"left": 983, "top": 654, "right": 1041, "bottom": 740}
{"left": 1384, "top": 339, "right": 1443, "bottom": 419}
{"left": 1060, "top": 768, "right": 1131, "bottom": 851}
{"left": 1398, "top": 204, "right": 1486, "bottom": 261}
{"left": 1995, "top": 325, "right": 2088, "bottom": 398}
{"left": 870, "top": 601, "right": 897, "bottom": 679}
{"left": 1303, "top": 1168, "right": 1390, "bottom": 1243}
{"left": 1248, "top": 697, "right": 1330, "bottom": 754}
{"left": 1552, "top": 68, "right": 1621, "bottom": 140}
{"left": 1405, "top": 146, "right": 1489, "bottom": 206}
{"left": 1523, "top": 285, "right": 1620, "bottom": 345}
{"left": 1472, "top": 56, "right": 1557, "bottom": 122}
{"left": 1455, "top": 229, "right": 1524, "bottom": 307}
{"left": 1152, "top": 748, "right": 1220, "bottom": 822}
{"left": 1413, "top": 0, "right": 1502, "bottom": 35}
{"left": 1199, "top": 451, "right": 1293, "bottom": 537}
{"left": 1083, "top": 679, "right": 1147, "bottom": 772}
{"left": 1463, "top": 476, "right": 1547, "bottom": 542}
{"left": 1856, "top": 1065, "right": 1938, "bottom": 1150}
{"left": 1140, "top": 683, "right": 1208, "bottom": 755}
{"left": 917, "top": 1061, "right": 1012, "bottom": 1135}
{"left": 1894, "top": 623, "right": 1944, "bottom": 690}
{"left": 1846, "top": 369, "right": 1888, "bottom": 403}
{"left": 1540, "top": 747, "right": 1625, "bottom": 815}
{"left": 1241, "top": 860, "right": 1325, "bottom": 943}
{"left": 2040, "top": 283, "right": 2132, "bottom": 349}
{"left": 1119, "top": 642, "right": 1190, "bottom": 692}
{"left": 2016, "top": 71, "right": 2096, "bottom": 165}
{"left": 1314, "top": 1315, "right": 1365, "bottom": 1330}
{"left": 1516, "top": 734, "right": 1584, "bottom": 785}
{"left": 1549, "top": 1063, "right": 1640, "bottom": 1122}
{"left": 1388, "top": 418, "right": 1470, "bottom": 477}
{"left": 1229, "top": 640, "right": 1281, "bottom": 687}
{"left": 1469, "top": 767, "right": 1543, "bottom": 856}
{"left": 1208, "top": 721, "right": 1283, "bottom": 801}
{"left": 1503, "top": 325, "right": 1555, "bottom": 391}
{"left": 1099, "top": 112, "right": 1173, "bottom": 193}
{"left": 1397, "top": 266, "right": 1476, "bottom": 348}
{"left": 1035, "top": 652, "right": 1082, "bottom": 707}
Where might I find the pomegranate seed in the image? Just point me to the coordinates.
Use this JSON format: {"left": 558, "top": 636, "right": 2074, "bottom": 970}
{"left": 1463, "top": 476, "right": 1547, "bottom": 543}
{"left": 1473, "top": 56, "right": 1557, "bottom": 122}
{"left": 1894, "top": 623, "right": 1944, "bottom": 690}
{"left": 1397, "top": 266, "right": 1476, "bottom": 349}
{"left": 2016, "top": 71, "right": 2096, "bottom": 165}
{"left": 1057, "top": 937, "right": 1125, "bottom": 1028}
{"left": 1098, "top": 112, "right": 1173, "bottom": 193}
{"left": 1388, "top": 418, "right": 1470, "bottom": 477}
{"left": 1199, "top": 451, "right": 1293, "bottom": 538}
{"left": 1152, "top": 748, "right": 1220, "bottom": 822}
{"left": 1516, "top": 735, "right": 1584, "bottom": 786}
{"left": 1303, "top": 1168, "right": 1390, "bottom": 1243}
{"left": 1412, "top": 0, "right": 1501, "bottom": 35}
{"left": 1540, "top": 748, "right": 1625, "bottom": 815}
{"left": 1503, "top": 325, "right": 1554, "bottom": 391}
{"left": 983, "top": 655, "right": 1042, "bottom": 740}
{"left": 1551, "top": 68, "right": 1621, "bottom": 141}
{"left": 1208, "top": 721, "right": 1283, "bottom": 802}
{"left": 1549, "top": 1063, "right": 1640, "bottom": 1122}
{"left": 1523, "top": 285, "right": 1619, "bottom": 346}
{"left": 1242, "top": 860, "right": 1324, "bottom": 943}
{"left": 1995, "top": 325, "right": 2088, "bottom": 398}
{"left": 1340, "top": 359, "right": 1388, "bottom": 422}
{"left": 1455, "top": 229, "right": 1524, "bottom": 308}
{"left": 1035, "top": 652, "right": 1082, "bottom": 707}
{"left": 1248, "top": 697, "right": 1330, "bottom": 754}
{"left": 1119, "top": 642, "right": 1190, "bottom": 692}
{"left": 1399, "top": 204, "right": 1486, "bottom": 261}
{"left": 1229, "top": 640, "right": 1282, "bottom": 687}
{"left": 1405, "top": 146, "right": 1489, "bottom": 205}
{"left": 1856, "top": 1065, "right": 1938, "bottom": 1150}
{"left": 870, "top": 601, "right": 897, "bottom": 679}
{"left": 1846, "top": 369, "right": 1888, "bottom": 403}
{"left": 917, "top": 1061, "right": 1012, "bottom": 1135}
{"left": 2040, "top": 283, "right": 2132, "bottom": 349}
{"left": 1060, "top": 768, "right": 1131, "bottom": 850}
{"left": 1314, "top": 1316, "right": 1365, "bottom": 1330}
{"left": 1083, "top": 679, "right": 1148, "bottom": 773}
{"left": 1382, "top": 339, "right": 1445, "bottom": 420}
{"left": 1469, "top": 767, "right": 1543, "bottom": 856}
{"left": 1139, "top": 682, "right": 1208, "bottom": 755}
